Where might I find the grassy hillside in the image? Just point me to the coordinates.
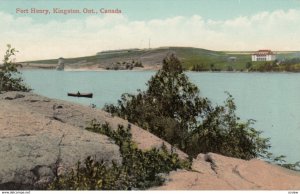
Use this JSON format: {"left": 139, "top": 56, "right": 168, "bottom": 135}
{"left": 21, "top": 47, "right": 300, "bottom": 71}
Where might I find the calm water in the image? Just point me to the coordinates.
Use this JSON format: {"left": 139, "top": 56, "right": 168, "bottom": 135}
{"left": 22, "top": 70, "right": 300, "bottom": 163}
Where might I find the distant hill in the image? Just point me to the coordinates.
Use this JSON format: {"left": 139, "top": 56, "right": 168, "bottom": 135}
{"left": 21, "top": 47, "right": 300, "bottom": 71}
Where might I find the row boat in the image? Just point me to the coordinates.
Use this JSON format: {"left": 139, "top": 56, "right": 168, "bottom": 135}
{"left": 67, "top": 92, "right": 93, "bottom": 98}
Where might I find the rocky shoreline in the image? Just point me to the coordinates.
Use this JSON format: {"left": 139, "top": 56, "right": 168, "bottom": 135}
{"left": 0, "top": 91, "right": 300, "bottom": 190}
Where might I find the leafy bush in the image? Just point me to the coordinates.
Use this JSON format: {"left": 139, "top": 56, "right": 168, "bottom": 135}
{"left": 104, "top": 54, "right": 271, "bottom": 160}
{"left": 134, "top": 61, "right": 143, "bottom": 68}
{"left": 249, "top": 58, "right": 300, "bottom": 72}
{"left": 265, "top": 153, "right": 300, "bottom": 171}
{"left": 0, "top": 45, "right": 30, "bottom": 92}
{"left": 281, "top": 58, "right": 300, "bottom": 66}
{"left": 48, "top": 123, "right": 191, "bottom": 190}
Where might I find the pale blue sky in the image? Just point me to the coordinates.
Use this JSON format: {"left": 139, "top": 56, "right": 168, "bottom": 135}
{"left": 1, "top": 0, "right": 300, "bottom": 22}
{"left": 1, "top": 0, "right": 300, "bottom": 60}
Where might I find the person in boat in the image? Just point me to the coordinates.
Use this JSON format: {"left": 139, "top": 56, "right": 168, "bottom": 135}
{"left": 77, "top": 91, "right": 80, "bottom": 96}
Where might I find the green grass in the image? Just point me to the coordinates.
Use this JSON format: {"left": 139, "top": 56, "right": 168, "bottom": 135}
{"left": 22, "top": 47, "right": 300, "bottom": 71}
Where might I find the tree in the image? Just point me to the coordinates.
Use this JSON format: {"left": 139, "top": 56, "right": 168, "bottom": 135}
{"left": 49, "top": 123, "right": 190, "bottom": 190}
{"left": 210, "top": 63, "right": 215, "bottom": 71}
{"left": 0, "top": 45, "right": 30, "bottom": 92}
{"left": 245, "top": 62, "right": 252, "bottom": 69}
{"left": 104, "top": 54, "right": 270, "bottom": 159}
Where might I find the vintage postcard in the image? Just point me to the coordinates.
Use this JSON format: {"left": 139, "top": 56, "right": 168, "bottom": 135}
{"left": 0, "top": 0, "right": 300, "bottom": 192}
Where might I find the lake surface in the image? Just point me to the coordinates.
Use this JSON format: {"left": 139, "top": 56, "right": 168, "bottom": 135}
{"left": 22, "top": 70, "right": 300, "bottom": 163}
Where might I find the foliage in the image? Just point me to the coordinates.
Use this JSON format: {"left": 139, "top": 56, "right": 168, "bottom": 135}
{"left": 106, "top": 60, "right": 143, "bottom": 70}
{"left": 104, "top": 54, "right": 271, "bottom": 160}
{"left": 248, "top": 58, "right": 300, "bottom": 72}
{"left": 265, "top": 153, "right": 300, "bottom": 171}
{"left": 280, "top": 161, "right": 300, "bottom": 171}
{"left": 191, "top": 64, "right": 208, "bottom": 71}
{"left": 134, "top": 61, "right": 143, "bottom": 68}
{"left": 256, "top": 61, "right": 278, "bottom": 72}
{"left": 281, "top": 58, "right": 300, "bottom": 66}
{"left": 0, "top": 45, "right": 30, "bottom": 92}
{"left": 182, "top": 92, "right": 271, "bottom": 159}
{"left": 48, "top": 122, "right": 191, "bottom": 190}
{"left": 245, "top": 62, "right": 252, "bottom": 69}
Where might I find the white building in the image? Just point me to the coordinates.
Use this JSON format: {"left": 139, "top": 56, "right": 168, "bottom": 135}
{"left": 252, "top": 50, "right": 276, "bottom": 61}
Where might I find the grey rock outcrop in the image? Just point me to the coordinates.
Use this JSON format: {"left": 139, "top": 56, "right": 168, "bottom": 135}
{"left": 0, "top": 93, "right": 121, "bottom": 189}
{"left": 0, "top": 91, "right": 187, "bottom": 189}
{"left": 153, "top": 153, "right": 300, "bottom": 190}
{"left": 0, "top": 92, "right": 187, "bottom": 158}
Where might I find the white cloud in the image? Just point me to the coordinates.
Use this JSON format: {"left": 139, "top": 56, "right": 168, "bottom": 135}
{"left": 1, "top": 9, "right": 300, "bottom": 61}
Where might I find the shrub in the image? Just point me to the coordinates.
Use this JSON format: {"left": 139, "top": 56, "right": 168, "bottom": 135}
{"left": 265, "top": 153, "right": 300, "bottom": 171}
{"left": 0, "top": 45, "right": 30, "bottom": 92}
{"left": 104, "top": 54, "right": 271, "bottom": 160}
{"left": 134, "top": 61, "right": 143, "bottom": 68}
{"left": 48, "top": 123, "right": 191, "bottom": 190}
{"left": 245, "top": 62, "right": 252, "bottom": 69}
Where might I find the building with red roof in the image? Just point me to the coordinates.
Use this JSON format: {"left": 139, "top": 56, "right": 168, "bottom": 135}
{"left": 251, "top": 50, "right": 276, "bottom": 61}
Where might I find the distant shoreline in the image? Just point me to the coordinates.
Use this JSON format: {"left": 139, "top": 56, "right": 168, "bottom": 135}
{"left": 20, "top": 65, "right": 300, "bottom": 73}
{"left": 18, "top": 47, "right": 300, "bottom": 73}
{"left": 20, "top": 63, "right": 161, "bottom": 71}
